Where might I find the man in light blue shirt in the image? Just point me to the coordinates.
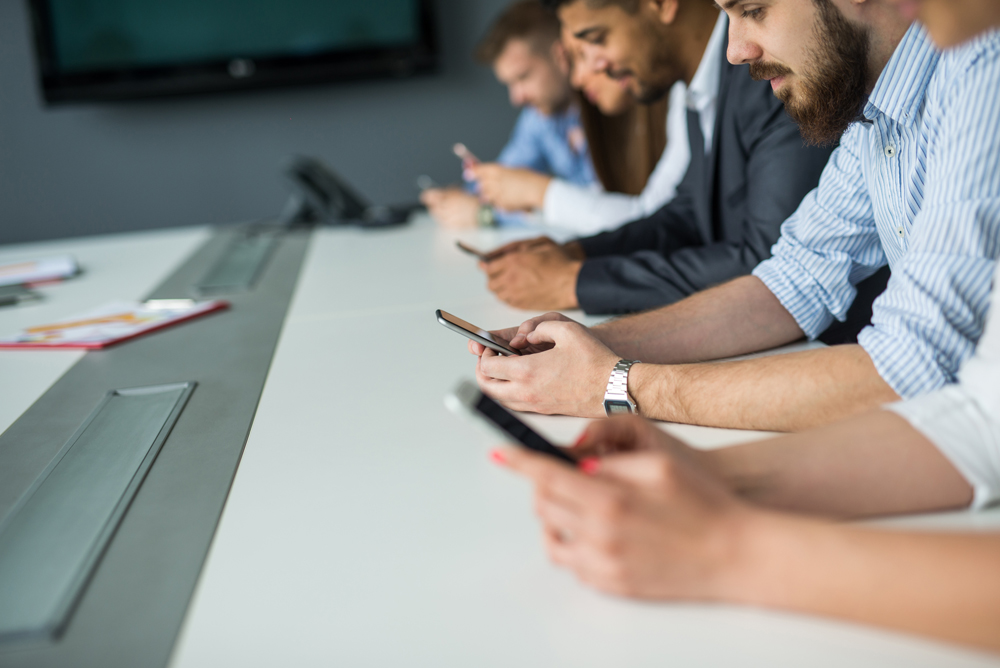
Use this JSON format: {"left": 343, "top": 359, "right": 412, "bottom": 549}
{"left": 468, "top": 0, "right": 1000, "bottom": 433}
{"left": 421, "top": 0, "right": 595, "bottom": 228}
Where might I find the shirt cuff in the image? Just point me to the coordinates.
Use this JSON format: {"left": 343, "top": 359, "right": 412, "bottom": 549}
{"left": 858, "top": 326, "right": 948, "bottom": 399}
{"left": 542, "top": 179, "right": 579, "bottom": 225}
{"left": 752, "top": 259, "right": 836, "bottom": 339}
{"left": 888, "top": 389, "right": 1000, "bottom": 510}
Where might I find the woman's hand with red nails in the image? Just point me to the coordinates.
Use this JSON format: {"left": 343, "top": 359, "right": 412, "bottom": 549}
{"left": 496, "top": 416, "right": 758, "bottom": 601}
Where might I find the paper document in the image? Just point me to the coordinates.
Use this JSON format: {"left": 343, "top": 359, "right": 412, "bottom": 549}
{"left": 0, "top": 299, "right": 228, "bottom": 349}
{"left": 0, "top": 255, "right": 79, "bottom": 287}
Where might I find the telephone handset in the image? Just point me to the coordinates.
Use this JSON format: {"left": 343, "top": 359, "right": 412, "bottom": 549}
{"left": 280, "top": 156, "right": 414, "bottom": 228}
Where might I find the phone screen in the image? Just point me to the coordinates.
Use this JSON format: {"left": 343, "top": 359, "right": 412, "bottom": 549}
{"left": 437, "top": 310, "right": 520, "bottom": 356}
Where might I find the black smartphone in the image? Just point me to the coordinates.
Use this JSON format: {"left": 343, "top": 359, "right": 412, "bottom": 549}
{"left": 436, "top": 309, "right": 521, "bottom": 356}
{"left": 455, "top": 241, "right": 508, "bottom": 263}
{"left": 455, "top": 240, "right": 489, "bottom": 260}
{"left": 446, "top": 380, "right": 577, "bottom": 465}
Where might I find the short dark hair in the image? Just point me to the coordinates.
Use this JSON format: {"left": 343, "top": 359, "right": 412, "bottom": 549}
{"left": 475, "top": 0, "right": 563, "bottom": 65}
{"left": 539, "top": 0, "right": 642, "bottom": 12}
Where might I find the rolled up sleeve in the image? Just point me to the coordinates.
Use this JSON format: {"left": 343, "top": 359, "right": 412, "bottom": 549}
{"left": 753, "top": 125, "right": 887, "bottom": 338}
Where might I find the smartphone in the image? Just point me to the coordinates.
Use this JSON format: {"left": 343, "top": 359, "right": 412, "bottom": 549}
{"left": 452, "top": 143, "right": 480, "bottom": 166}
{"left": 455, "top": 240, "right": 499, "bottom": 261}
{"left": 436, "top": 309, "right": 521, "bottom": 356}
{"left": 446, "top": 380, "right": 577, "bottom": 465}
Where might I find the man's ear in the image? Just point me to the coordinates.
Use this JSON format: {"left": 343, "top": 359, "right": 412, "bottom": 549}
{"left": 647, "top": 0, "right": 680, "bottom": 26}
{"left": 551, "top": 40, "right": 571, "bottom": 77}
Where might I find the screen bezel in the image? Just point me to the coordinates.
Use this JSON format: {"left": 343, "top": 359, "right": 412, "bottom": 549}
{"left": 27, "top": 0, "right": 439, "bottom": 104}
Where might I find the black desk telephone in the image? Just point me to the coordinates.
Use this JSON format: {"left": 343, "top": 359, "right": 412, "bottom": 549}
{"left": 280, "top": 156, "right": 415, "bottom": 228}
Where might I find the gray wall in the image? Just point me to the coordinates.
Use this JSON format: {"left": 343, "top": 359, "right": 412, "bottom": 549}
{"left": 0, "top": 0, "right": 518, "bottom": 245}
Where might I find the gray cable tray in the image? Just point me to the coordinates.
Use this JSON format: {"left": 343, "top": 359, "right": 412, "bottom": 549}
{"left": 194, "top": 228, "right": 281, "bottom": 295}
{"left": 0, "top": 383, "right": 195, "bottom": 644}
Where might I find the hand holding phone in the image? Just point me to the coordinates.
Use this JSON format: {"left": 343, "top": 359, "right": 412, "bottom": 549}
{"left": 453, "top": 143, "right": 481, "bottom": 184}
{"left": 446, "top": 380, "right": 577, "bottom": 465}
{"left": 455, "top": 240, "right": 511, "bottom": 262}
{"left": 437, "top": 310, "right": 520, "bottom": 356}
{"left": 453, "top": 143, "right": 480, "bottom": 166}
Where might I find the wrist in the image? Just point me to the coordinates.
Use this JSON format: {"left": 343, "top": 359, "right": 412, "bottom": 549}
{"left": 626, "top": 363, "right": 681, "bottom": 423}
{"left": 563, "top": 261, "right": 583, "bottom": 309}
{"left": 532, "top": 176, "right": 553, "bottom": 209}
{"left": 704, "top": 507, "right": 799, "bottom": 605}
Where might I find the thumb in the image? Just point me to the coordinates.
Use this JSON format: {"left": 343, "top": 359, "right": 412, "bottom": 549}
{"left": 595, "top": 452, "right": 679, "bottom": 488}
{"left": 525, "top": 320, "right": 570, "bottom": 346}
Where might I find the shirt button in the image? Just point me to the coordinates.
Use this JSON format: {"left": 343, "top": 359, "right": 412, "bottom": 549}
{"left": 885, "top": 144, "right": 897, "bottom": 158}
{"left": 897, "top": 227, "right": 905, "bottom": 238}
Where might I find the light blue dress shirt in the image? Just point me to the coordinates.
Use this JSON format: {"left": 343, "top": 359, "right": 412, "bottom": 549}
{"left": 474, "top": 105, "right": 596, "bottom": 227}
{"left": 496, "top": 105, "right": 595, "bottom": 186}
{"left": 753, "top": 26, "right": 1000, "bottom": 399}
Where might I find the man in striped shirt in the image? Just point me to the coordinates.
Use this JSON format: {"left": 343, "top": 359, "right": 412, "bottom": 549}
{"left": 469, "top": 0, "right": 1000, "bottom": 432}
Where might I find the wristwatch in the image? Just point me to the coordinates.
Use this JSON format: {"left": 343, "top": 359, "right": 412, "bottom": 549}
{"left": 604, "top": 359, "right": 641, "bottom": 416}
{"left": 477, "top": 205, "right": 497, "bottom": 228}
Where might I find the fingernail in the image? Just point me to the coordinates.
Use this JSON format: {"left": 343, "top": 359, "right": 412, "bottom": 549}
{"left": 490, "top": 449, "right": 508, "bottom": 466}
{"left": 579, "top": 458, "right": 600, "bottom": 475}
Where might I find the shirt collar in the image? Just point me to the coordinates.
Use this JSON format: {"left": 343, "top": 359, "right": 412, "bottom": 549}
{"left": 685, "top": 12, "right": 727, "bottom": 113}
{"left": 864, "top": 23, "right": 940, "bottom": 126}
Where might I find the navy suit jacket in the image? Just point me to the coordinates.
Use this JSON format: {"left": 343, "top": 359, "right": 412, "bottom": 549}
{"left": 575, "top": 32, "right": 834, "bottom": 315}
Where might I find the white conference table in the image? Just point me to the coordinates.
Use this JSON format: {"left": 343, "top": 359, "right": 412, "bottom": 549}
{"left": 2, "top": 219, "right": 999, "bottom": 667}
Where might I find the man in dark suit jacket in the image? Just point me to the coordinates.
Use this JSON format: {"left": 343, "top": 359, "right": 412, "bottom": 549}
{"left": 480, "top": 0, "right": 833, "bottom": 316}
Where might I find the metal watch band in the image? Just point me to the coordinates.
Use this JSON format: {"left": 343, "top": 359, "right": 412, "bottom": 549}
{"left": 604, "top": 359, "right": 640, "bottom": 415}
{"left": 477, "top": 205, "right": 497, "bottom": 228}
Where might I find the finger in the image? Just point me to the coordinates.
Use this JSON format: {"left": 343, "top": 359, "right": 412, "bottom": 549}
{"left": 597, "top": 451, "right": 683, "bottom": 488}
{"left": 502, "top": 447, "right": 603, "bottom": 508}
{"left": 524, "top": 319, "right": 569, "bottom": 346}
{"left": 535, "top": 494, "right": 586, "bottom": 537}
{"left": 467, "top": 338, "right": 486, "bottom": 356}
{"left": 572, "top": 415, "right": 653, "bottom": 457}
{"left": 542, "top": 526, "right": 575, "bottom": 567}
{"left": 511, "top": 315, "right": 553, "bottom": 347}
{"left": 483, "top": 258, "right": 510, "bottom": 280}
{"left": 477, "top": 348, "right": 522, "bottom": 382}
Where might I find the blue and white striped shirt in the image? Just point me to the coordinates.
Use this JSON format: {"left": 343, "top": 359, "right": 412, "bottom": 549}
{"left": 753, "top": 25, "right": 1000, "bottom": 399}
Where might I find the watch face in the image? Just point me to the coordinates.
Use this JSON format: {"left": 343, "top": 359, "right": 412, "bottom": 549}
{"left": 604, "top": 400, "right": 633, "bottom": 416}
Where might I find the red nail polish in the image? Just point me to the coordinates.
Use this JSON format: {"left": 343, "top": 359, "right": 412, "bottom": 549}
{"left": 579, "top": 458, "right": 600, "bottom": 475}
{"left": 490, "top": 449, "right": 508, "bottom": 466}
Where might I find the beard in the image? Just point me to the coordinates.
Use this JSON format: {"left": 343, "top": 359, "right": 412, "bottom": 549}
{"left": 606, "top": 65, "right": 672, "bottom": 105}
{"left": 607, "top": 19, "right": 679, "bottom": 106}
{"left": 750, "top": 0, "right": 872, "bottom": 146}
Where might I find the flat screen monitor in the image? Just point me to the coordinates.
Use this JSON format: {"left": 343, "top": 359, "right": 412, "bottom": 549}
{"left": 28, "top": 0, "right": 438, "bottom": 104}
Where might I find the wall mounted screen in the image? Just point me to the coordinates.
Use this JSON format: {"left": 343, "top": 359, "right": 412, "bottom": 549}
{"left": 28, "top": 0, "right": 438, "bottom": 104}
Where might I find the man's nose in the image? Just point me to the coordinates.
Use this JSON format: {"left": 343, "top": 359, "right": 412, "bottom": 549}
{"left": 726, "top": 21, "right": 764, "bottom": 65}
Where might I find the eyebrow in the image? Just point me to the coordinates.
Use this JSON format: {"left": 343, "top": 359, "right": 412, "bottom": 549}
{"left": 714, "top": 0, "right": 741, "bottom": 9}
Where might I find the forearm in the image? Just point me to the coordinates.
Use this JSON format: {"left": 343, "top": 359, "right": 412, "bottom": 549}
{"left": 631, "top": 344, "right": 900, "bottom": 431}
{"left": 728, "top": 513, "right": 1000, "bottom": 652}
{"left": 708, "top": 410, "right": 973, "bottom": 517}
{"left": 592, "top": 276, "right": 804, "bottom": 363}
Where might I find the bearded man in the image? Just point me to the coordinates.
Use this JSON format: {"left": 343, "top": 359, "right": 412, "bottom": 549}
{"left": 470, "top": 0, "right": 1000, "bottom": 433}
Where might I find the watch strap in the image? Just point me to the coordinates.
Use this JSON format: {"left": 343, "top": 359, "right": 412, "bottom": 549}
{"left": 604, "top": 359, "right": 640, "bottom": 414}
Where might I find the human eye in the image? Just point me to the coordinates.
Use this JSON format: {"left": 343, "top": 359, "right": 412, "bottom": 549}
{"left": 576, "top": 28, "right": 606, "bottom": 46}
{"left": 741, "top": 6, "right": 765, "bottom": 21}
